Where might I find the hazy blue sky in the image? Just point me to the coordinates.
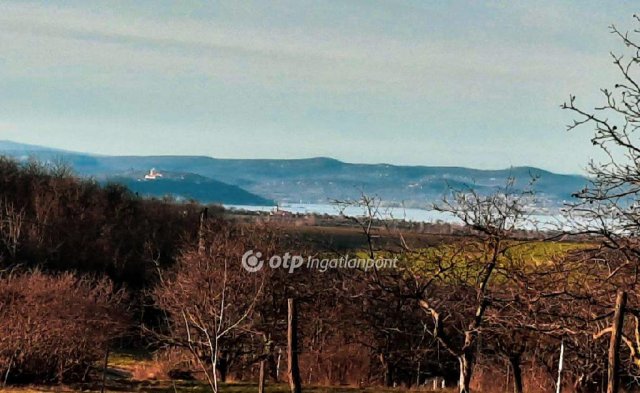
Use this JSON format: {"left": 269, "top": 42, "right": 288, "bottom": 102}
{"left": 0, "top": 1, "right": 637, "bottom": 174}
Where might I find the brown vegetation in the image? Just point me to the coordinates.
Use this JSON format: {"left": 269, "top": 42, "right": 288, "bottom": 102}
{"left": 0, "top": 270, "right": 128, "bottom": 384}
{"left": 0, "top": 155, "right": 637, "bottom": 393}
{"left": 8, "top": 16, "right": 640, "bottom": 393}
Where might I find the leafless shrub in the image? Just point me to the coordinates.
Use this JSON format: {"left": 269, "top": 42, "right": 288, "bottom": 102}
{"left": 0, "top": 270, "right": 129, "bottom": 384}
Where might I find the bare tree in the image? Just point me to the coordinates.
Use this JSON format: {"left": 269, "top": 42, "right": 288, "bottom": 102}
{"left": 562, "top": 14, "right": 640, "bottom": 380}
{"left": 562, "top": 16, "right": 640, "bottom": 260}
{"left": 152, "top": 221, "right": 274, "bottom": 393}
{"left": 416, "top": 179, "right": 538, "bottom": 393}
{"left": 337, "top": 180, "right": 540, "bottom": 393}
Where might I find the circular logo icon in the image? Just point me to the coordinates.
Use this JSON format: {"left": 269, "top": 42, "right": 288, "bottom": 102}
{"left": 241, "top": 250, "right": 264, "bottom": 273}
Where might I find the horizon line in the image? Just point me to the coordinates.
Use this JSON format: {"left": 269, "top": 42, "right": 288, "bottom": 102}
{"left": 0, "top": 139, "right": 587, "bottom": 177}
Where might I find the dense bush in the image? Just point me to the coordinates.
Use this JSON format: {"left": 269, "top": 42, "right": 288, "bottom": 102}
{"left": 0, "top": 270, "right": 129, "bottom": 383}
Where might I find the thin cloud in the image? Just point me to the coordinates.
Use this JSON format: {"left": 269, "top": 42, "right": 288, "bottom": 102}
{"left": 0, "top": 1, "right": 634, "bottom": 173}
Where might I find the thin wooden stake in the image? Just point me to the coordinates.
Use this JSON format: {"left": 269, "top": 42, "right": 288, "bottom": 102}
{"left": 556, "top": 340, "right": 564, "bottom": 393}
{"left": 607, "top": 291, "right": 627, "bottom": 393}
{"left": 258, "top": 360, "right": 266, "bottom": 393}
{"left": 287, "top": 298, "right": 302, "bottom": 393}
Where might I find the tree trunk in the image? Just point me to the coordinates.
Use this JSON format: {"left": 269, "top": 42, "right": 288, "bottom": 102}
{"left": 379, "top": 353, "right": 393, "bottom": 387}
{"left": 385, "top": 366, "right": 393, "bottom": 388}
{"left": 607, "top": 291, "right": 627, "bottom": 393}
{"left": 100, "top": 348, "right": 110, "bottom": 393}
{"left": 217, "top": 355, "right": 228, "bottom": 383}
{"left": 573, "top": 374, "right": 586, "bottom": 393}
{"left": 287, "top": 299, "right": 302, "bottom": 393}
{"left": 268, "top": 353, "right": 278, "bottom": 381}
{"left": 458, "top": 352, "right": 474, "bottom": 393}
{"left": 509, "top": 355, "right": 523, "bottom": 393}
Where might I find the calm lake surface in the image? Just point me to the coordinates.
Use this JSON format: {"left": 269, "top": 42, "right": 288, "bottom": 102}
{"left": 224, "top": 202, "right": 568, "bottom": 229}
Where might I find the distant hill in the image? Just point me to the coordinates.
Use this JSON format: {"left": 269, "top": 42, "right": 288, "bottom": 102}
{"left": 0, "top": 141, "right": 589, "bottom": 209}
{"left": 0, "top": 141, "right": 273, "bottom": 206}
{"left": 107, "top": 171, "right": 274, "bottom": 206}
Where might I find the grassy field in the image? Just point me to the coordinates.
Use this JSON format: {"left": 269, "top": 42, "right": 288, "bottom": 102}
{"left": 2, "top": 351, "right": 432, "bottom": 393}
{"left": 2, "top": 380, "right": 426, "bottom": 393}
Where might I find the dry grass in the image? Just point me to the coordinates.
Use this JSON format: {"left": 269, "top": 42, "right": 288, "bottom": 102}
{"left": 1, "top": 382, "right": 447, "bottom": 393}
{"left": 1, "top": 350, "right": 446, "bottom": 393}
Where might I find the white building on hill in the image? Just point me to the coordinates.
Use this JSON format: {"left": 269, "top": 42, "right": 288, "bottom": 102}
{"left": 144, "top": 168, "right": 163, "bottom": 180}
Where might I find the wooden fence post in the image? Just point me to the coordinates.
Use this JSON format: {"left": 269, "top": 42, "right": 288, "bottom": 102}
{"left": 287, "top": 298, "right": 302, "bottom": 393}
{"left": 258, "top": 360, "right": 266, "bottom": 393}
{"left": 607, "top": 291, "right": 627, "bottom": 393}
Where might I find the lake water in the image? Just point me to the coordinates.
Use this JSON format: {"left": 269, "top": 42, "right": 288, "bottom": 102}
{"left": 225, "top": 202, "right": 454, "bottom": 221}
{"left": 224, "top": 202, "right": 568, "bottom": 230}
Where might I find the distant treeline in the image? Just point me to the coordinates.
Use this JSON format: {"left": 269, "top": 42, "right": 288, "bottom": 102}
{"left": 0, "top": 157, "right": 208, "bottom": 288}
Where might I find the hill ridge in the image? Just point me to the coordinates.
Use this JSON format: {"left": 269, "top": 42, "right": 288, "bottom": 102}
{"left": 0, "top": 140, "right": 588, "bottom": 208}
